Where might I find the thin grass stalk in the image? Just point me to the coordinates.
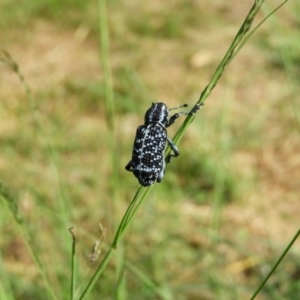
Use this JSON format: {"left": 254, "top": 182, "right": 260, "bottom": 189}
{"left": 97, "top": 0, "right": 119, "bottom": 217}
{"left": 113, "top": 187, "right": 145, "bottom": 243}
{"left": 78, "top": 247, "right": 115, "bottom": 300}
{"left": 69, "top": 228, "right": 76, "bottom": 300}
{"left": 261, "top": 1, "right": 300, "bottom": 134}
{"left": 234, "top": 0, "right": 289, "bottom": 61}
{"left": 0, "top": 50, "right": 71, "bottom": 225}
{"left": 113, "top": 187, "right": 153, "bottom": 244}
{"left": 98, "top": 1, "right": 127, "bottom": 296}
{"left": 0, "top": 189, "right": 58, "bottom": 300}
{"left": 126, "top": 261, "right": 171, "bottom": 300}
{"left": 169, "top": 0, "right": 266, "bottom": 150}
{"left": 0, "top": 247, "right": 14, "bottom": 300}
{"left": 115, "top": 253, "right": 127, "bottom": 300}
{"left": 78, "top": 186, "right": 151, "bottom": 299}
{"left": 79, "top": 1, "right": 287, "bottom": 298}
{"left": 167, "top": 0, "right": 288, "bottom": 163}
{"left": 98, "top": 0, "right": 114, "bottom": 130}
{"left": 250, "top": 229, "right": 300, "bottom": 299}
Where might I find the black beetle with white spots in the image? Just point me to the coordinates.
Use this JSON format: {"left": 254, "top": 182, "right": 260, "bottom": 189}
{"left": 125, "top": 102, "right": 202, "bottom": 186}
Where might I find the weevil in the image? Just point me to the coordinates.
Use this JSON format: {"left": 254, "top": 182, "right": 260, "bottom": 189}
{"left": 125, "top": 102, "right": 202, "bottom": 186}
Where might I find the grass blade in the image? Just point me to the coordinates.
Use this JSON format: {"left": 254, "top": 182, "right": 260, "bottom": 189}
{"left": 0, "top": 183, "right": 58, "bottom": 300}
{"left": 250, "top": 229, "right": 300, "bottom": 300}
{"left": 69, "top": 228, "right": 76, "bottom": 300}
{"left": 78, "top": 1, "right": 288, "bottom": 298}
{"left": 98, "top": 0, "right": 114, "bottom": 129}
{"left": 169, "top": 0, "right": 289, "bottom": 148}
{"left": 78, "top": 186, "right": 151, "bottom": 299}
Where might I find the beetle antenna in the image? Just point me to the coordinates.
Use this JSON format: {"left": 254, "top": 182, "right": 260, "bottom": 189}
{"left": 169, "top": 104, "right": 188, "bottom": 111}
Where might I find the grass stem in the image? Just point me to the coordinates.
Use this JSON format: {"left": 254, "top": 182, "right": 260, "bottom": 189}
{"left": 250, "top": 229, "right": 300, "bottom": 300}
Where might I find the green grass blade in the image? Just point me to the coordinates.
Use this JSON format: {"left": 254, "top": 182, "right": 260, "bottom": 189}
{"left": 98, "top": 0, "right": 114, "bottom": 130}
{"left": 78, "top": 1, "right": 288, "bottom": 298}
{"left": 0, "top": 183, "right": 58, "bottom": 300}
{"left": 0, "top": 250, "right": 14, "bottom": 300}
{"left": 250, "top": 229, "right": 300, "bottom": 299}
{"left": 169, "top": 0, "right": 272, "bottom": 148}
{"left": 78, "top": 247, "right": 115, "bottom": 299}
{"left": 69, "top": 228, "right": 76, "bottom": 300}
{"left": 126, "top": 261, "right": 172, "bottom": 300}
{"left": 78, "top": 186, "right": 151, "bottom": 299}
{"left": 233, "top": 0, "right": 289, "bottom": 61}
{"left": 0, "top": 49, "right": 71, "bottom": 229}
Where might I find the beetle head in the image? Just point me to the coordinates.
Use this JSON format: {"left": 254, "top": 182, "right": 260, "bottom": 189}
{"left": 144, "top": 102, "right": 169, "bottom": 126}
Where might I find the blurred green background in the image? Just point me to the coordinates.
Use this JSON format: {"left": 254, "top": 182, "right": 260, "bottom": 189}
{"left": 0, "top": 0, "right": 300, "bottom": 299}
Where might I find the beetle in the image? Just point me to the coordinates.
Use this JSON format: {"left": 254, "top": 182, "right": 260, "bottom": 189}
{"left": 125, "top": 102, "right": 201, "bottom": 186}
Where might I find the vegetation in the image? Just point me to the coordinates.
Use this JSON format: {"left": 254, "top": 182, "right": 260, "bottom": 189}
{"left": 0, "top": 0, "right": 299, "bottom": 299}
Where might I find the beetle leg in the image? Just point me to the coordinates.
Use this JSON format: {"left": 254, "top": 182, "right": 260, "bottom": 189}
{"left": 165, "top": 137, "right": 179, "bottom": 164}
{"left": 189, "top": 103, "right": 204, "bottom": 115}
{"left": 168, "top": 104, "right": 188, "bottom": 125}
{"left": 157, "top": 159, "right": 166, "bottom": 183}
{"left": 166, "top": 112, "right": 189, "bottom": 128}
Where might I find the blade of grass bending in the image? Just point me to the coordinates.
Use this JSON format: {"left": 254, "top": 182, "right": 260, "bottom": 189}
{"left": 250, "top": 229, "right": 300, "bottom": 300}
{"left": 0, "top": 206, "right": 15, "bottom": 300}
{"left": 126, "top": 261, "right": 172, "bottom": 300}
{"left": 1, "top": 50, "right": 72, "bottom": 236}
{"left": 78, "top": 246, "right": 115, "bottom": 300}
{"left": 119, "top": 187, "right": 152, "bottom": 239}
{"left": 0, "top": 186, "right": 58, "bottom": 300}
{"left": 113, "top": 186, "right": 147, "bottom": 245}
{"left": 98, "top": 0, "right": 114, "bottom": 130}
{"left": 233, "top": 0, "right": 289, "bottom": 63}
{"left": 69, "top": 228, "right": 76, "bottom": 300}
{"left": 79, "top": 1, "right": 288, "bottom": 298}
{"left": 78, "top": 185, "right": 151, "bottom": 299}
{"left": 195, "top": 0, "right": 265, "bottom": 104}
{"left": 169, "top": 0, "right": 286, "bottom": 148}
